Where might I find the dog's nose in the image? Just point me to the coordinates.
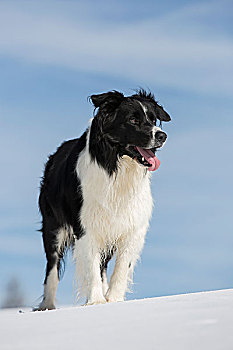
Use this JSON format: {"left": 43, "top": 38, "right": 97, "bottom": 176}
{"left": 155, "top": 131, "right": 167, "bottom": 143}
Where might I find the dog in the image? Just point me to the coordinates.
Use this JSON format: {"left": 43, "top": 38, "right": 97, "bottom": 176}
{"left": 37, "top": 89, "right": 171, "bottom": 310}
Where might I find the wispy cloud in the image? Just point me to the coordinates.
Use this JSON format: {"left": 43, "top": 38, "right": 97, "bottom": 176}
{"left": 0, "top": 0, "right": 232, "bottom": 96}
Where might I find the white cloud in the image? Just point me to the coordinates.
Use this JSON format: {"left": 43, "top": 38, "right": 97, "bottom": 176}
{"left": 0, "top": 1, "right": 232, "bottom": 96}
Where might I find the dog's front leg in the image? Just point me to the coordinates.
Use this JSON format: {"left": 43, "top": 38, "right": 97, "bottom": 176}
{"left": 75, "top": 234, "right": 106, "bottom": 305}
{"left": 105, "top": 252, "right": 129, "bottom": 303}
{"left": 106, "top": 233, "right": 146, "bottom": 303}
{"left": 86, "top": 249, "right": 106, "bottom": 305}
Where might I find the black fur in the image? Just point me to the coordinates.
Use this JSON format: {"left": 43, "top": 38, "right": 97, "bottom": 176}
{"left": 39, "top": 133, "right": 87, "bottom": 281}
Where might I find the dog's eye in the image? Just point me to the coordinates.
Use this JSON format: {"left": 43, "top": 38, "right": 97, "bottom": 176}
{"left": 130, "top": 118, "right": 137, "bottom": 125}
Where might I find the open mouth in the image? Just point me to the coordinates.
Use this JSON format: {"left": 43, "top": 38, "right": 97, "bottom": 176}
{"left": 127, "top": 146, "right": 161, "bottom": 172}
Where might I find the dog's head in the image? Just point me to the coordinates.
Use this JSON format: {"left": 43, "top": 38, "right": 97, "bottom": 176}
{"left": 90, "top": 89, "right": 171, "bottom": 171}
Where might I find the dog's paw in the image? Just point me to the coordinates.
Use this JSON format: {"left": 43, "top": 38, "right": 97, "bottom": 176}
{"left": 85, "top": 297, "right": 106, "bottom": 306}
{"left": 33, "top": 300, "right": 56, "bottom": 311}
{"left": 105, "top": 291, "right": 124, "bottom": 303}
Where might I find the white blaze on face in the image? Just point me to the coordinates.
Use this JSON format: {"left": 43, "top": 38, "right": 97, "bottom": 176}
{"left": 138, "top": 101, "right": 161, "bottom": 148}
{"left": 138, "top": 101, "right": 148, "bottom": 117}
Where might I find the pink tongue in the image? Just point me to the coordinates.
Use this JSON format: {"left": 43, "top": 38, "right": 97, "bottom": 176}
{"left": 135, "top": 147, "right": 161, "bottom": 172}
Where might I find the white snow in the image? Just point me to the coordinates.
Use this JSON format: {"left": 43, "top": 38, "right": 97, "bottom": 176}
{"left": 1, "top": 289, "right": 233, "bottom": 350}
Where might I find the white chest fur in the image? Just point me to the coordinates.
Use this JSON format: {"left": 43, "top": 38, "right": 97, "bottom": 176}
{"left": 76, "top": 147, "right": 153, "bottom": 246}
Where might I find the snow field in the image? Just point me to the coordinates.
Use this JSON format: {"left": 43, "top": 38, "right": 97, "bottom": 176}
{"left": 1, "top": 289, "right": 233, "bottom": 350}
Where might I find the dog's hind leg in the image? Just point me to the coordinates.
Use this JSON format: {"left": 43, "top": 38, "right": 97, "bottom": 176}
{"left": 39, "top": 255, "right": 59, "bottom": 311}
{"left": 100, "top": 248, "right": 115, "bottom": 296}
{"left": 36, "top": 226, "right": 69, "bottom": 311}
{"left": 101, "top": 267, "right": 108, "bottom": 297}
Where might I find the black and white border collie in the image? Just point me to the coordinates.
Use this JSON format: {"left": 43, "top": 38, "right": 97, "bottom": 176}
{"left": 37, "top": 89, "right": 171, "bottom": 310}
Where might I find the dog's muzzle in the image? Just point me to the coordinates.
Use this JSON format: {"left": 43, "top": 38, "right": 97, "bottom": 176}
{"left": 148, "top": 130, "right": 167, "bottom": 149}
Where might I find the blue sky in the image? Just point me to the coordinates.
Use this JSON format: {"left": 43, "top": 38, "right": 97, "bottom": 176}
{"left": 0, "top": 0, "right": 233, "bottom": 307}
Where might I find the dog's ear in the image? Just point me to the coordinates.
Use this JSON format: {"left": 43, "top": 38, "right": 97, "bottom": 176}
{"left": 156, "top": 105, "right": 171, "bottom": 122}
{"left": 90, "top": 91, "right": 124, "bottom": 109}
